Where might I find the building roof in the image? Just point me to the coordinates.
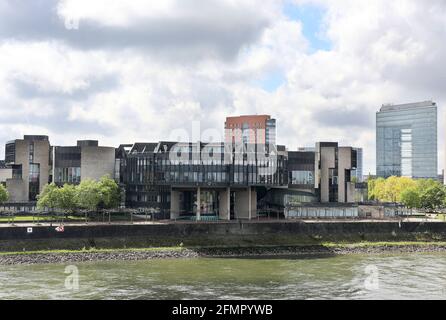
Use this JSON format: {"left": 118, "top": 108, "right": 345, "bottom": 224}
{"left": 129, "top": 143, "right": 159, "bottom": 154}
{"left": 380, "top": 100, "right": 436, "bottom": 112}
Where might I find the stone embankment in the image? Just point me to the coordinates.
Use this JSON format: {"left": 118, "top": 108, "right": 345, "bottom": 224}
{"left": 2, "top": 244, "right": 446, "bottom": 265}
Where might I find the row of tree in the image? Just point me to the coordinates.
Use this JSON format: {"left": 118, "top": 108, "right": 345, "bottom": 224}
{"left": 368, "top": 176, "right": 445, "bottom": 210}
{"left": 37, "top": 176, "right": 121, "bottom": 212}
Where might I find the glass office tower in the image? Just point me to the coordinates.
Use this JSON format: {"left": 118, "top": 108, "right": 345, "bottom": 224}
{"left": 376, "top": 101, "right": 438, "bottom": 179}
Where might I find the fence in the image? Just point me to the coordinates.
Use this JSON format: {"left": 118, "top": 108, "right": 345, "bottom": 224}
{"left": 285, "top": 206, "right": 359, "bottom": 219}
{"left": 0, "top": 208, "right": 162, "bottom": 225}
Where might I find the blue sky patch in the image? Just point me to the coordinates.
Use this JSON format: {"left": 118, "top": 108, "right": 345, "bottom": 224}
{"left": 283, "top": 1, "right": 332, "bottom": 52}
{"left": 255, "top": 70, "right": 287, "bottom": 92}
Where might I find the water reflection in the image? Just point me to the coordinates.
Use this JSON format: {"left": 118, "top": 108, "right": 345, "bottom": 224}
{"left": 1, "top": 253, "right": 446, "bottom": 300}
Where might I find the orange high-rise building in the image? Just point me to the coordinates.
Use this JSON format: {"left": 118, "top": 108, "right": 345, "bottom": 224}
{"left": 224, "top": 115, "right": 276, "bottom": 146}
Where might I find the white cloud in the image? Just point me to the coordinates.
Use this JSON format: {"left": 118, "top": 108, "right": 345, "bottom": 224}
{"left": 0, "top": 0, "right": 445, "bottom": 175}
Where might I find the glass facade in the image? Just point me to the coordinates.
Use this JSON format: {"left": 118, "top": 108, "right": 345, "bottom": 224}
{"left": 5, "top": 142, "right": 15, "bottom": 164}
{"left": 121, "top": 142, "right": 287, "bottom": 211}
{"left": 54, "top": 146, "right": 82, "bottom": 185}
{"left": 28, "top": 163, "right": 40, "bottom": 200}
{"left": 290, "top": 170, "right": 314, "bottom": 185}
{"left": 376, "top": 102, "right": 437, "bottom": 179}
{"left": 54, "top": 167, "right": 81, "bottom": 184}
{"left": 352, "top": 148, "right": 363, "bottom": 182}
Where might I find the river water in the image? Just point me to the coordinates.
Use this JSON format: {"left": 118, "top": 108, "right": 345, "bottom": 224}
{"left": 1, "top": 253, "right": 446, "bottom": 300}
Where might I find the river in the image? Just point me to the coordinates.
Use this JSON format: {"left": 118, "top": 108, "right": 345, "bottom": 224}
{"left": 1, "top": 253, "right": 446, "bottom": 300}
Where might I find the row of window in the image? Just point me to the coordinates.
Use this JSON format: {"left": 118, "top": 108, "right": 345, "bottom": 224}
{"left": 54, "top": 167, "right": 81, "bottom": 184}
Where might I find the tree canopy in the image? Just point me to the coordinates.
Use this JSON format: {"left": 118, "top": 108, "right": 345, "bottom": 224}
{"left": 368, "top": 176, "right": 446, "bottom": 211}
{"left": 37, "top": 176, "right": 121, "bottom": 212}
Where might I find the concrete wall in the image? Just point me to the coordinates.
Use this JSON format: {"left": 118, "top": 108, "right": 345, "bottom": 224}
{"left": 338, "top": 147, "right": 352, "bottom": 203}
{"left": 34, "top": 140, "right": 50, "bottom": 193}
{"left": 319, "top": 146, "right": 336, "bottom": 202}
{"left": 81, "top": 146, "right": 115, "bottom": 181}
{"left": 6, "top": 179, "right": 27, "bottom": 202}
{"left": 0, "top": 168, "right": 12, "bottom": 183}
{"left": 2, "top": 221, "right": 446, "bottom": 251}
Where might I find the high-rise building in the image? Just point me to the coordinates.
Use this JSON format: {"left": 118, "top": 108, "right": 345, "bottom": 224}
{"left": 225, "top": 115, "right": 276, "bottom": 146}
{"left": 376, "top": 101, "right": 438, "bottom": 179}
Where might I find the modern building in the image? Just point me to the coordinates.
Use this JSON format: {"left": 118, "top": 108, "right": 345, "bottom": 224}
{"left": 115, "top": 138, "right": 358, "bottom": 219}
{"left": 225, "top": 115, "right": 276, "bottom": 146}
{"left": 376, "top": 101, "right": 438, "bottom": 179}
{"left": 117, "top": 141, "right": 288, "bottom": 220}
{"left": 314, "top": 142, "right": 357, "bottom": 203}
{"left": 4, "top": 135, "right": 51, "bottom": 202}
{"left": 2, "top": 137, "right": 115, "bottom": 202}
{"left": 53, "top": 140, "right": 115, "bottom": 186}
{"left": 0, "top": 132, "right": 359, "bottom": 219}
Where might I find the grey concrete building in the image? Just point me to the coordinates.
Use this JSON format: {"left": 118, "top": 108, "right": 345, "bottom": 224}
{"left": 0, "top": 161, "right": 12, "bottom": 184}
{"left": 4, "top": 135, "right": 51, "bottom": 202}
{"left": 53, "top": 140, "right": 116, "bottom": 185}
{"left": 315, "top": 142, "right": 357, "bottom": 203}
{"left": 376, "top": 101, "right": 438, "bottom": 179}
{"left": 2, "top": 137, "right": 115, "bottom": 203}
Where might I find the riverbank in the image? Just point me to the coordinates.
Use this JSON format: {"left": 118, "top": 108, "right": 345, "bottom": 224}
{"left": 2, "top": 242, "right": 446, "bottom": 265}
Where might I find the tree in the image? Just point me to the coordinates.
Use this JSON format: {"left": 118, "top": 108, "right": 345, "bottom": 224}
{"left": 0, "top": 184, "right": 8, "bottom": 204}
{"left": 75, "top": 180, "right": 102, "bottom": 211}
{"left": 97, "top": 175, "right": 121, "bottom": 209}
{"left": 400, "top": 187, "right": 421, "bottom": 209}
{"left": 58, "top": 184, "right": 78, "bottom": 213}
{"left": 372, "top": 177, "right": 387, "bottom": 202}
{"left": 37, "top": 183, "right": 60, "bottom": 211}
{"left": 381, "top": 176, "right": 416, "bottom": 203}
{"left": 419, "top": 184, "right": 445, "bottom": 211}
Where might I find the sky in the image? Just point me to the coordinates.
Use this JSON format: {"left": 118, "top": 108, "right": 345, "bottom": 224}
{"left": 0, "top": 0, "right": 445, "bottom": 175}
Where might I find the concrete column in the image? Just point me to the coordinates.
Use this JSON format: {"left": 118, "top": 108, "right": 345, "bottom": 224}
{"left": 251, "top": 187, "right": 257, "bottom": 219}
{"left": 248, "top": 187, "right": 252, "bottom": 220}
{"left": 170, "top": 189, "right": 180, "bottom": 220}
{"left": 196, "top": 187, "right": 201, "bottom": 221}
{"left": 219, "top": 187, "right": 230, "bottom": 220}
{"left": 234, "top": 188, "right": 252, "bottom": 220}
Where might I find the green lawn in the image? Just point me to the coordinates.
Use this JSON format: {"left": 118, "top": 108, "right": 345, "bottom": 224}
{"left": 0, "top": 215, "right": 86, "bottom": 223}
{"left": 0, "top": 213, "right": 146, "bottom": 223}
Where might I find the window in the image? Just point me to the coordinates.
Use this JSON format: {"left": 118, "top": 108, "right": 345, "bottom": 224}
{"left": 54, "top": 167, "right": 81, "bottom": 184}
{"left": 291, "top": 171, "right": 314, "bottom": 185}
